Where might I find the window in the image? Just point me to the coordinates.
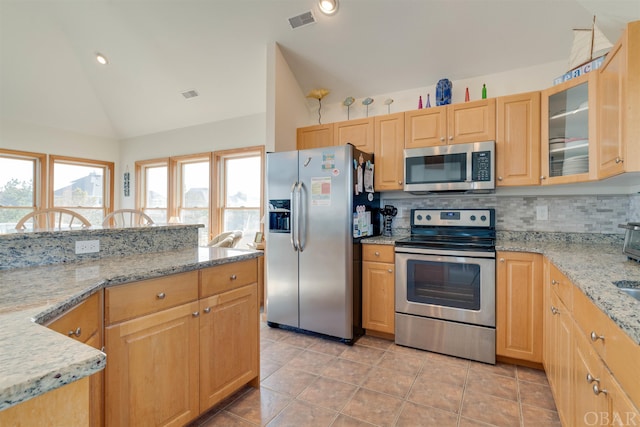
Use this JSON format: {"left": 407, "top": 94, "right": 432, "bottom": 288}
{"left": 136, "top": 158, "right": 169, "bottom": 224}
{"left": 172, "top": 154, "right": 211, "bottom": 245}
{"left": 213, "top": 147, "right": 264, "bottom": 248}
{"left": 0, "top": 149, "right": 46, "bottom": 232}
{"left": 49, "top": 155, "right": 114, "bottom": 225}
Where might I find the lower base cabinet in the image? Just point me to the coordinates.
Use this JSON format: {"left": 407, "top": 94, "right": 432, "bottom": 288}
{"left": 362, "top": 244, "right": 395, "bottom": 335}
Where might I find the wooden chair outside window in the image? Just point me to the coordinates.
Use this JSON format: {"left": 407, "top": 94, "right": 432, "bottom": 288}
{"left": 102, "top": 209, "right": 154, "bottom": 228}
{"left": 15, "top": 208, "right": 92, "bottom": 230}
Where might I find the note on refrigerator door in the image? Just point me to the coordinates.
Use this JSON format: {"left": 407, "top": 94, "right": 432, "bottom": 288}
{"left": 311, "top": 177, "right": 331, "bottom": 206}
{"left": 364, "top": 163, "right": 374, "bottom": 193}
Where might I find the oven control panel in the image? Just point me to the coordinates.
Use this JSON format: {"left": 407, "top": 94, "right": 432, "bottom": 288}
{"left": 412, "top": 209, "right": 494, "bottom": 227}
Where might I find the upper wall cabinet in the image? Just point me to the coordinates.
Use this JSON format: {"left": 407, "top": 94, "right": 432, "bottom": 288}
{"left": 334, "top": 117, "right": 374, "bottom": 153}
{"left": 405, "top": 99, "right": 496, "bottom": 148}
{"left": 296, "top": 123, "right": 334, "bottom": 150}
{"left": 597, "top": 20, "right": 640, "bottom": 179}
{"left": 541, "top": 72, "right": 597, "bottom": 185}
{"left": 374, "top": 112, "right": 405, "bottom": 191}
{"left": 496, "top": 91, "right": 541, "bottom": 186}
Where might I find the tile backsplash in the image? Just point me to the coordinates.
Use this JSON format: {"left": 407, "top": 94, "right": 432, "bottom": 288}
{"left": 382, "top": 193, "right": 640, "bottom": 234}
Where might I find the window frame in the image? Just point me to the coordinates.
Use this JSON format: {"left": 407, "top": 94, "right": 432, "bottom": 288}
{"left": 135, "top": 157, "right": 170, "bottom": 223}
{"left": 48, "top": 155, "right": 115, "bottom": 223}
{"left": 212, "top": 146, "right": 265, "bottom": 240}
{"left": 0, "top": 149, "right": 47, "bottom": 210}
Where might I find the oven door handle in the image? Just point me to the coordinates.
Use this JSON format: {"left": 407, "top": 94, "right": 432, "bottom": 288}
{"left": 394, "top": 246, "right": 495, "bottom": 259}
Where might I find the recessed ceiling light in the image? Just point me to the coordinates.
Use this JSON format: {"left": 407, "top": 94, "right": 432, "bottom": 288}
{"left": 96, "top": 53, "right": 108, "bottom": 65}
{"left": 318, "top": 0, "right": 338, "bottom": 15}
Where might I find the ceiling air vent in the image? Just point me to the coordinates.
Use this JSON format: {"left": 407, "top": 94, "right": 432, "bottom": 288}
{"left": 288, "top": 11, "right": 316, "bottom": 29}
{"left": 181, "top": 89, "right": 199, "bottom": 99}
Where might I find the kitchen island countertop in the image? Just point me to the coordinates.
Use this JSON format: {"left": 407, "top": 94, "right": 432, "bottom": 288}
{"left": 0, "top": 246, "right": 263, "bottom": 411}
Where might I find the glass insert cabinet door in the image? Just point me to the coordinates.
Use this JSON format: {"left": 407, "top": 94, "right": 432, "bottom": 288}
{"left": 541, "top": 72, "right": 597, "bottom": 184}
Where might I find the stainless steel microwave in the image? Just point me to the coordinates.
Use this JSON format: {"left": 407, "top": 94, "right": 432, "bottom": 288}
{"left": 404, "top": 141, "right": 495, "bottom": 193}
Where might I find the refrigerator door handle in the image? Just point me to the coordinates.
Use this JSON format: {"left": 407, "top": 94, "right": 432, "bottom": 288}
{"left": 296, "top": 181, "right": 304, "bottom": 252}
{"left": 290, "top": 182, "right": 298, "bottom": 251}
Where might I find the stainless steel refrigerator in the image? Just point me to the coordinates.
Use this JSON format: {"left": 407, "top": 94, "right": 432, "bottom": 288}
{"left": 265, "top": 144, "right": 378, "bottom": 343}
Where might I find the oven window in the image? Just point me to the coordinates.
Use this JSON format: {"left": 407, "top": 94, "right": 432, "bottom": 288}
{"left": 406, "top": 259, "right": 480, "bottom": 310}
{"left": 405, "top": 153, "right": 466, "bottom": 184}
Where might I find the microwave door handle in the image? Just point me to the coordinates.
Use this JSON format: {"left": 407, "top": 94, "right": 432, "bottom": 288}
{"left": 466, "top": 152, "right": 473, "bottom": 184}
{"left": 290, "top": 182, "right": 298, "bottom": 251}
{"left": 296, "top": 182, "right": 304, "bottom": 252}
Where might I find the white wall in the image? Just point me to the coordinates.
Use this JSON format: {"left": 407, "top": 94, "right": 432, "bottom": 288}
{"left": 301, "top": 60, "right": 567, "bottom": 125}
{"left": 117, "top": 113, "right": 266, "bottom": 208}
{"left": 268, "top": 42, "right": 310, "bottom": 153}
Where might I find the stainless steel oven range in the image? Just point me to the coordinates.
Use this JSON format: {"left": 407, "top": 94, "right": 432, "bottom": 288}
{"left": 395, "top": 208, "right": 496, "bottom": 364}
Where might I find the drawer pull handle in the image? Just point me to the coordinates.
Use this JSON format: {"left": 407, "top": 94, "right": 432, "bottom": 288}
{"left": 157, "top": 292, "right": 166, "bottom": 300}
{"left": 375, "top": 251, "right": 380, "bottom": 256}
{"left": 203, "top": 307, "right": 211, "bottom": 314}
{"left": 230, "top": 274, "right": 237, "bottom": 280}
{"left": 586, "top": 373, "right": 599, "bottom": 384}
{"left": 68, "top": 327, "right": 82, "bottom": 337}
{"left": 550, "top": 306, "right": 559, "bottom": 315}
{"left": 593, "top": 383, "right": 608, "bottom": 396}
{"left": 192, "top": 311, "right": 200, "bottom": 318}
{"left": 388, "top": 269, "right": 393, "bottom": 273}
{"left": 590, "top": 331, "right": 605, "bottom": 342}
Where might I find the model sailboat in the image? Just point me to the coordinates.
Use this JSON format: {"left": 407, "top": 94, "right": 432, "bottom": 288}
{"left": 568, "top": 16, "right": 613, "bottom": 71}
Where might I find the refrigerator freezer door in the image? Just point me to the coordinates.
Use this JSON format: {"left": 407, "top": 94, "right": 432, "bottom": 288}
{"left": 297, "top": 146, "right": 354, "bottom": 339}
{"left": 266, "top": 151, "right": 300, "bottom": 329}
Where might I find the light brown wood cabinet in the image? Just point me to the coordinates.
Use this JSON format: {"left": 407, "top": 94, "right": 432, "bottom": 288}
{"left": 496, "top": 92, "right": 541, "bottom": 186}
{"left": 541, "top": 72, "right": 598, "bottom": 185}
{"left": 334, "top": 117, "right": 374, "bottom": 153}
{"left": 597, "top": 20, "right": 640, "bottom": 179}
{"left": 374, "top": 112, "right": 405, "bottom": 191}
{"left": 496, "top": 251, "right": 543, "bottom": 364}
{"left": 362, "top": 244, "right": 395, "bottom": 335}
{"left": 543, "top": 258, "right": 640, "bottom": 426}
{"left": 104, "top": 262, "right": 260, "bottom": 427}
{"left": 47, "top": 291, "right": 104, "bottom": 427}
{"left": 405, "top": 99, "right": 496, "bottom": 148}
{"left": 105, "top": 272, "right": 200, "bottom": 427}
{"left": 296, "top": 123, "right": 334, "bottom": 150}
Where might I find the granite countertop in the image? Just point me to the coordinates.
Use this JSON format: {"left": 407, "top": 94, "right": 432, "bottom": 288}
{"left": 362, "top": 234, "right": 640, "bottom": 346}
{"left": 0, "top": 246, "right": 263, "bottom": 411}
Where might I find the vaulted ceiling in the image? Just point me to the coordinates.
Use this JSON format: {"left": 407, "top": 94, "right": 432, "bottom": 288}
{"left": 1, "top": 0, "right": 638, "bottom": 140}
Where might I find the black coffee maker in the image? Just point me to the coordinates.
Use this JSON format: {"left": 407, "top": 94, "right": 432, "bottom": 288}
{"left": 380, "top": 205, "right": 397, "bottom": 237}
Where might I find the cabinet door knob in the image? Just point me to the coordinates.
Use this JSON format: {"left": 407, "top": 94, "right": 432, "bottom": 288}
{"left": 540, "top": 176, "right": 546, "bottom": 180}
{"left": 586, "top": 373, "right": 599, "bottom": 384}
{"left": 192, "top": 311, "right": 200, "bottom": 318}
{"left": 551, "top": 279, "right": 559, "bottom": 285}
{"left": 615, "top": 157, "right": 623, "bottom": 164}
{"left": 398, "top": 181, "right": 403, "bottom": 185}
{"left": 440, "top": 137, "right": 445, "bottom": 142}
{"left": 387, "top": 269, "right": 393, "bottom": 273}
{"left": 593, "top": 383, "right": 608, "bottom": 396}
{"left": 448, "top": 136, "right": 453, "bottom": 141}
{"left": 203, "top": 307, "right": 211, "bottom": 314}
{"left": 499, "top": 258, "right": 505, "bottom": 263}
{"left": 156, "top": 292, "right": 166, "bottom": 300}
{"left": 498, "top": 176, "right": 503, "bottom": 181}
{"left": 230, "top": 274, "right": 237, "bottom": 280}
{"left": 550, "top": 306, "right": 559, "bottom": 315}
{"left": 68, "top": 327, "right": 81, "bottom": 337}
{"left": 590, "top": 331, "right": 605, "bottom": 342}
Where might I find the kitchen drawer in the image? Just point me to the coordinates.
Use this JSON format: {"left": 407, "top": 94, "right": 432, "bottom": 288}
{"left": 573, "top": 286, "right": 610, "bottom": 359}
{"left": 200, "top": 259, "right": 258, "bottom": 298}
{"left": 47, "top": 291, "right": 101, "bottom": 344}
{"left": 363, "top": 244, "right": 395, "bottom": 263}
{"left": 549, "top": 263, "right": 573, "bottom": 311}
{"left": 105, "top": 271, "right": 198, "bottom": 324}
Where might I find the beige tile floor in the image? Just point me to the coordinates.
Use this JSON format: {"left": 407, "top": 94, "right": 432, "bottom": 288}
{"left": 189, "top": 322, "right": 560, "bottom": 427}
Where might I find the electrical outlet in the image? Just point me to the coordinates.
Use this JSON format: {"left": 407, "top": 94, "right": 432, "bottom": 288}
{"left": 536, "top": 205, "right": 549, "bottom": 221}
{"left": 75, "top": 240, "right": 100, "bottom": 254}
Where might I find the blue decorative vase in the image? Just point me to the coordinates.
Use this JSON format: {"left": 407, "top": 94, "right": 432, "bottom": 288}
{"left": 436, "top": 79, "right": 452, "bottom": 106}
